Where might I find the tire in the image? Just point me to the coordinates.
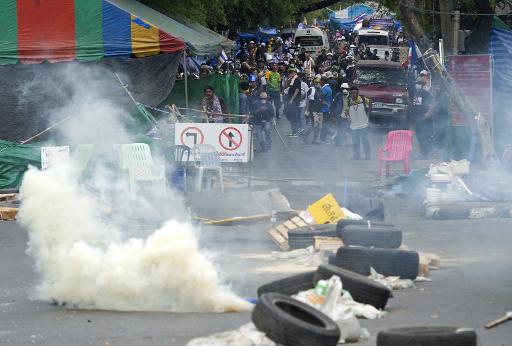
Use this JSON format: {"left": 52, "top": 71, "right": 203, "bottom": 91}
{"left": 341, "top": 227, "right": 403, "bottom": 249}
{"left": 377, "top": 326, "right": 478, "bottom": 346}
{"left": 288, "top": 224, "right": 338, "bottom": 250}
{"left": 335, "top": 247, "right": 419, "bottom": 279}
{"left": 336, "top": 220, "right": 394, "bottom": 237}
{"left": 313, "top": 264, "right": 391, "bottom": 309}
{"left": 252, "top": 293, "right": 340, "bottom": 346}
{"left": 257, "top": 271, "right": 315, "bottom": 297}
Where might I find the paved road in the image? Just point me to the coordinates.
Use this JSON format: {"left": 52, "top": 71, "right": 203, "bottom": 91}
{"left": 1, "top": 122, "right": 511, "bottom": 345}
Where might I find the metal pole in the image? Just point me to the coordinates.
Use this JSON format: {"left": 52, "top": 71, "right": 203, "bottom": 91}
{"left": 183, "top": 51, "right": 189, "bottom": 109}
{"left": 453, "top": 10, "right": 460, "bottom": 55}
{"left": 439, "top": 39, "right": 444, "bottom": 66}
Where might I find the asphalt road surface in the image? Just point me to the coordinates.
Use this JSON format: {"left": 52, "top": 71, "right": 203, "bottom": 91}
{"left": 1, "top": 123, "right": 512, "bottom": 345}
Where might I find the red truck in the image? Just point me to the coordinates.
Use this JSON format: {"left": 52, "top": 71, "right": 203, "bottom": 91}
{"left": 355, "top": 60, "right": 409, "bottom": 128}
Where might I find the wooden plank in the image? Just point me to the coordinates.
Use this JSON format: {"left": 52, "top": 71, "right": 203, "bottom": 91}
{"left": 275, "top": 224, "right": 289, "bottom": 239}
{"left": 283, "top": 220, "right": 298, "bottom": 230}
{"left": 314, "top": 236, "right": 343, "bottom": 251}
{"left": 0, "top": 207, "right": 18, "bottom": 221}
{"left": 0, "top": 194, "right": 16, "bottom": 202}
{"left": 291, "top": 216, "right": 308, "bottom": 227}
{"left": 267, "top": 228, "right": 289, "bottom": 251}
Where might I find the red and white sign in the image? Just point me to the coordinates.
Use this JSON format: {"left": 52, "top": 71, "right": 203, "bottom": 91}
{"left": 175, "top": 123, "right": 250, "bottom": 162}
{"left": 219, "top": 127, "right": 243, "bottom": 151}
{"left": 179, "top": 126, "right": 205, "bottom": 147}
{"left": 448, "top": 54, "right": 492, "bottom": 127}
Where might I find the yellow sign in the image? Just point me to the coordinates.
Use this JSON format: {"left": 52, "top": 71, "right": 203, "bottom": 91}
{"left": 307, "top": 193, "right": 345, "bottom": 224}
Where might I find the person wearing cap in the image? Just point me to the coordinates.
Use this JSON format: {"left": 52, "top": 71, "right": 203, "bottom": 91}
{"left": 412, "top": 78, "right": 434, "bottom": 159}
{"left": 318, "top": 74, "right": 333, "bottom": 143}
{"left": 343, "top": 85, "right": 370, "bottom": 160}
{"left": 302, "top": 75, "right": 323, "bottom": 144}
{"left": 266, "top": 63, "right": 282, "bottom": 118}
{"left": 251, "top": 92, "right": 273, "bottom": 151}
{"left": 284, "top": 66, "right": 302, "bottom": 137}
{"left": 419, "top": 70, "right": 431, "bottom": 90}
{"left": 323, "top": 52, "right": 334, "bottom": 69}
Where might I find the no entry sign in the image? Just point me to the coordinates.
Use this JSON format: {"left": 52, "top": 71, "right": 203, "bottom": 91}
{"left": 175, "top": 123, "right": 251, "bottom": 162}
{"left": 219, "top": 127, "right": 243, "bottom": 150}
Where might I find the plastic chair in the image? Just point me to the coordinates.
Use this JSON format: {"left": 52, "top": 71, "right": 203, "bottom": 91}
{"left": 167, "top": 145, "right": 191, "bottom": 192}
{"left": 119, "top": 143, "right": 166, "bottom": 197}
{"left": 168, "top": 145, "right": 191, "bottom": 163}
{"left": 72, "top": 144, "right": 94, "bottom": 174}
{"left": 378, "top": 130, "right": 413, "bottom": 177}
{"left": 193, "top": 144, "right": 224, "bottom": 193}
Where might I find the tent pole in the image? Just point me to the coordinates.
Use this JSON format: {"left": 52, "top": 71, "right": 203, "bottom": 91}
{"left": 183, "top": 51, "right": 189, "bottom": 109}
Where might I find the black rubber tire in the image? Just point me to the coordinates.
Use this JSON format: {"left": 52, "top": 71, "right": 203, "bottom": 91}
{"left": 328, "top": 254, "right": 336, "bottom": 265}
{"left": 313, "top": 264, "right": 391, "bottom": 309}
{"left": 252, "top": 293, "right": 340, "bottom": 346}
{"left": 335, "top": 247, "right": 419, "bottom": 279}
{"left": 257, "top": 271, "right": 315, "bottom": 297}
{"left": 288, "top": 224, "right": 338, "bottom": 250}
{"left": 432, "top": 208, "right": 471, "bottom": 220}
{"left": 377, "top": 326, "right": 478, "bottom": 346}
{"left": 336, "top": 220, "right": 394, "bottom": 237}
{"left": 341, "top": 227, "right": 403, "bottom": 249}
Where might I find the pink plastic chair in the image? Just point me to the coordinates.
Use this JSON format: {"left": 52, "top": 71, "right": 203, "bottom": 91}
{"left": 378, "top": 130, "right": 413, "bottom": 177}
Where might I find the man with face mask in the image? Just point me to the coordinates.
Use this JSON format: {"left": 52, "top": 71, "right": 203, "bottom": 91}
{"left": 251, "top": 92, "right": 273, "bottom": 151}
{"left": 344, "top": 86, "right": 370, "bottom": 160}
{"left": 412, "top": 79, "right": 434, "bottom": 159}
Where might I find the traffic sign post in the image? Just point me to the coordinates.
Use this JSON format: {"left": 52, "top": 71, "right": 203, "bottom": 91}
{"left": 175, "top": 123, "right": 251, "bottom": 162}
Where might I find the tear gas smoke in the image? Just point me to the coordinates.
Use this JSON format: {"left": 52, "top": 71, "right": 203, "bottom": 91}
{"left": 17, "top": 63, "right": 251, "bottom": 313}
{"left": 18, "top": 165, "right": 251, "bottom": 312}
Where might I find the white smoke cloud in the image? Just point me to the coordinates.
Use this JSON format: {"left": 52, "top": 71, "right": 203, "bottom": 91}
{"left": 18, "top": 165, "right": 251, "bottom": 313}
{"left": 17, "top": 63, "right": 252, "bottom": 313}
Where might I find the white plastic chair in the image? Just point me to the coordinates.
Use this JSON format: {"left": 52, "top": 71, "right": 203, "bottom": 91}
{"left": 71, "top": 144, "right": 94, "bottom": 175}
{"left": 119, "top": 143, "right": 166, "bottom": 197}
{"left": 193, "top": 144, "right": 224, "bottom": 193}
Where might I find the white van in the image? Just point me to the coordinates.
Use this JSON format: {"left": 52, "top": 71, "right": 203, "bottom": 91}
{"left": 294, "top": 27, "right": 329, "bottom": 57}
{"left": 357, "top": 28, "right": 392, "bottom": 59}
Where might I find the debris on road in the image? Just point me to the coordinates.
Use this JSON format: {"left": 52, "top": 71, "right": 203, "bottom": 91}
{"left": 369, "top": 267, "right": 415, "bottom": 290}
{"left": 485, "top": 311, "right": 512, "bottom": 329}
{"left": 0, "top": 207, "right": 18, "bottom": 220}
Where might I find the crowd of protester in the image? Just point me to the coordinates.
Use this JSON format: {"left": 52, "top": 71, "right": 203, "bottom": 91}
{"left": 195, "top": 25, "right": 449, "bottom": 160}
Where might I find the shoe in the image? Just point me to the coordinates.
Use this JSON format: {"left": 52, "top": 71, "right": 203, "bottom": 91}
{"left": 288, "top": 133, "right": 299, "bottom": 138}
{"left": 296, "top": 128, "right": 305, "bottom": 135}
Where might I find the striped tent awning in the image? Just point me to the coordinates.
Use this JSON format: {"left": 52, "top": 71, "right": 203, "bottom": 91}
{"left": 0, "top": 0, "right": 185, "bottom": 65}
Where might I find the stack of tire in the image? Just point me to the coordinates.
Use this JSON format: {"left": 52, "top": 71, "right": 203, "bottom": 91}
{"left": 335, "top": 220, "right": 420, "bottom": 280}
{"left": 253, "top": 264, "right": 392, "bottom": 345}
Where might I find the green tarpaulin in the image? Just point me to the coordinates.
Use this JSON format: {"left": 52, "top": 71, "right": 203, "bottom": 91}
{"left": 0, "top": 140, "right": 41, "bottom": 189}
{"left": 162, "top": 73, "right": 240, "bottom": 115}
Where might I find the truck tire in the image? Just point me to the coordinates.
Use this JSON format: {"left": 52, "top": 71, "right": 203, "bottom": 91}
{"left": 336, "top": 220, "right": 394, "bottom": 237}
{"left": 335, "top": 247, "right": 419, "bottom": 279}
{"left": 377, "top": 326, "right": 478, "bottom": 346}
{"left": 341, "top": 227, "right": 403, "bottom": 249}
{"left": 257, "top": 271, "right": 315, "bottom": 297}
{"left": 313, "top": 264, "right": 391, "bottom": 309}
{"left": 288, "top": 225, "right": 338, "bottom": 250}
{"left": 252, "top": 293, "right": 340, "bottom": 346}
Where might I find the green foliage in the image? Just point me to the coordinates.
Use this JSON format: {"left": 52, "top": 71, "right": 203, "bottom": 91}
{"left": 140, "top": 0, "right": 317, "bottom": 31}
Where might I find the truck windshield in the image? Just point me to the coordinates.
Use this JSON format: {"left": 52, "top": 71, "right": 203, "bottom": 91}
{"left": 359, "top": 35, "right": 389, "bottom": 46}
{"left": 295, "top": 36, "right": 323, "bottom": 47}
{"left": 357, "top": 67, "right": 406, "bottom": 86}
